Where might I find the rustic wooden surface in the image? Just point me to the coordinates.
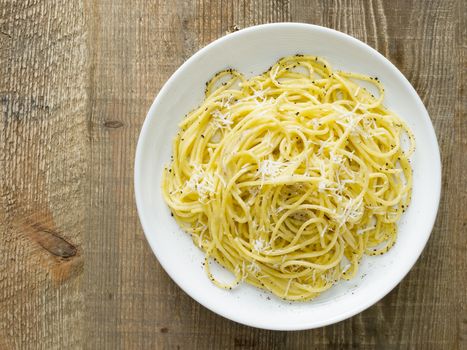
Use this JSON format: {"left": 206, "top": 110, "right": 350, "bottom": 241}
{"left": 0, "top": 0, "right": 465, "bottom": 349}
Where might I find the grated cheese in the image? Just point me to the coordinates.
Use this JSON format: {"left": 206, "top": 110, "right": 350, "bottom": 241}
{"left": 212, "top": 109, "right": 233, "bottom": 129}
{"left": 330, "top": 151, "right": 343, "bottom": 165}
{"left": 334, "top": 197, "right": 363, "bottom": 227}
{"left": 186, "top": 165, "right": 216, "bottom": 201}
{"left": 247, "top": 260, "right": 261, "bottom": 274}
{"left": 257, "top": 159, "right": 286, "bottom": 184}
{"left": 318, "top": 180, "right": 328, "bottom": 192}
{"left": 220, "top": 94, "right": 234, "bottom": 109}
{"left": 253, "top": 238, "right": 268, "bottom": 253}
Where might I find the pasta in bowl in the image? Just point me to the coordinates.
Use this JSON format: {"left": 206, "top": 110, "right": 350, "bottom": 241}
{"left": 135, "top": 23, "right": 440, "bottom": 330}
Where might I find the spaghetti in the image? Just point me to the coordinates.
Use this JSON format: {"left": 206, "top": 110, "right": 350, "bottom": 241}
{"left": 162, "top": 55, "right": 415, "bottom": 301}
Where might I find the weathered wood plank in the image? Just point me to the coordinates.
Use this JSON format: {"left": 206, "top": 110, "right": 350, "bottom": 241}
{"left": 0, "top": 0, "right": 88, "bottom": 349}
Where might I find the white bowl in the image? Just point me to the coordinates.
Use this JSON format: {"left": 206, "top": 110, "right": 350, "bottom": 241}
{"left": 135, "top": 23, "right": 441, "bottom": 330}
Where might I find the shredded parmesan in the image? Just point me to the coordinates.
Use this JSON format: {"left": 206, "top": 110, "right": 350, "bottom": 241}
{"left": 186, "top": 165, "right": 216, "bottom": 201}
{"left": 253, "top": 238, "right": 268, "bottom": 253}
{"left": 318, "top": 180, "right": 328, "bottom": 192}
{"left": 220, "top": 94, "right": 234, "bottom": 109}
{"left": 247, "top": 260, "right": 261, "bottom": 274}
{"left": 335, "top": 197, "right": 363, "bottom": 227}
{"left": 257, "top": 160, "right": 286, "bottom": 183}
{"left": 212, "top": 109, "right": 233, "bottom": 129}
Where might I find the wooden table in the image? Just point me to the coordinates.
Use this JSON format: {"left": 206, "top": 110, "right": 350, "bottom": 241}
{"left": 1, "top": 0, "right": 465, "bottom": 349}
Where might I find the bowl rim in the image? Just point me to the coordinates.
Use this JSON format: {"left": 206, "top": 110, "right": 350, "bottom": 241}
{"left": 134, "top": 22, "right": 442, "bottom": 330}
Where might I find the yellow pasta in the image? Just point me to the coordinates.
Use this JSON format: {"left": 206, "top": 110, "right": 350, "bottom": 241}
{"left": 162, "top": 55, "right": 415, "bottom": 301}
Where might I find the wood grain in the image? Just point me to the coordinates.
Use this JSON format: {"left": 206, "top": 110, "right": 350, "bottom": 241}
{"left": 0, "top": 0, "right": 87, "bottom": 349}
{"left": 1, "top": 0, "right": 465, "bottom": 349}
